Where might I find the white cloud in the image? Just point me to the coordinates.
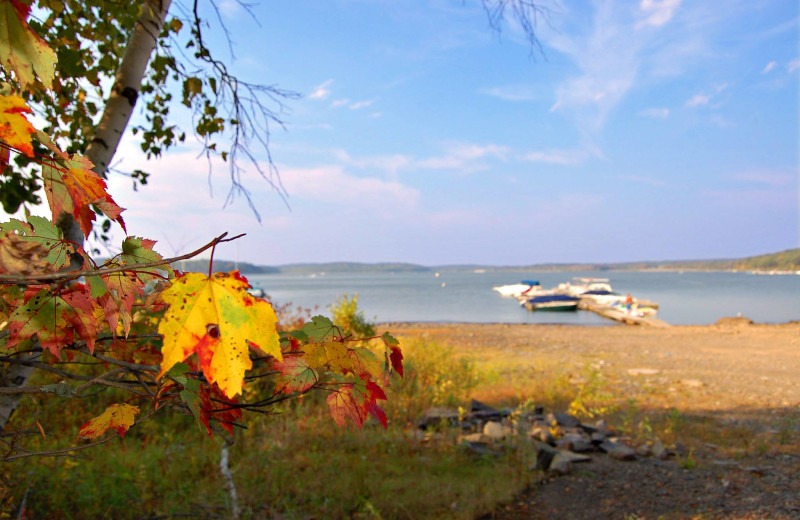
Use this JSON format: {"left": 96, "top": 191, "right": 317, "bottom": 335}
{"left": 685, "top": 83, "right": 728, "bottom": 108}
{"left": 637, "top": 107, "right": 670, "bottom": 118}
{"left": 481, "top": 85, "right": 539, "bottom": 101}
{"left": 308, "top": 79, "right": 334, "bottom": 100}
{"left": 368, "top": 112, "right": 382, "bottom": 118}
{"left": 279, "top": 165, "right": 419, "bottom": 207}
{"left": 637, "top": 0, "right": 682, "bottom": 29}
{"left": 349, "top": 99, "right": 376, "bottom": 110}
{"left": 331, "top": 98, "right": 350, "bottom": 108}
{"left": 685, "top": 93, "right": 711, "bottom": 107}
{"left": 762, "top": 61, "right": 777, "bottom": 74}
{"left": 521, "top": 149, "right": 585, "bottom": 166}
{"left": 788, "top": 58, "right": 800, "bottom": 73}
{"left": 417, "top": 143, "right": 509, "bottom": 172}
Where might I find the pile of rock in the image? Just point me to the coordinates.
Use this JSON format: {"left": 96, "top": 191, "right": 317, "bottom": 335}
{"left": 417, "top": 400, "right": 678, "bottom": 475}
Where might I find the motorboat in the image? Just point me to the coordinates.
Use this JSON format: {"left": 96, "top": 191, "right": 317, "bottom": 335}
{"left": 493, "top": 280, "right": 542, "bottom": 298}
{"left": 521, "top": 294, "right": 580, "bottom": 311}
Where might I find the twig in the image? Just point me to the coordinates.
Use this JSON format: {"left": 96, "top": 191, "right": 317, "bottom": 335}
{"left": 0, "top": 232, "right": 245, "bottom": 285}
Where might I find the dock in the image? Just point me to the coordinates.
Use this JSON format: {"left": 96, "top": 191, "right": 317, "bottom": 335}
{"left": 578, "top": 299, "right": 670, "bottom": 328}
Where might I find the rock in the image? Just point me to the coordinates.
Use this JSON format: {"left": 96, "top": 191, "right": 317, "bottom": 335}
{"left": 461, "top": 433, "right": 491, "bottom": 443}
{"left": 653, "top": 439, "right": 668, "bottom": 459}
{"left": 556, "top": 433, "right": 594, "bottom": 453}
{"left": 528, "top": 425, "right": 555, "bottom": 444}
{"left": 549, "top": 412, "right": 581, "bottom": 428}
{"left": 601, "top": 441, "right": 637, "bottom": 461}
{"left": 532, "top": 441, "right": 559, "bottom": 471}
{"left": 468, "top": 400, "right": 508, "bottom": 422}
{"left": 418, "top": 407, "right": 460, "bottom": 430}
{"left": 548, "top": 453, "right": 573, "bottom": 475}
{"left": 627, "top": 368, "right": 661, "bottom": 376}
{"left": 461, "top": 441, "right": 501, "bottom": 457}
{"left": 556, "top": 450, "right": 592, "bottom": 464}
{"left": 681, "top": 379, "right": 704, "bottom": 388}
{"left": 483, "top": 421, "right": 512, "bottom": 440}
{"left": 636, "top": 443, "right": 653, "bottom": 457}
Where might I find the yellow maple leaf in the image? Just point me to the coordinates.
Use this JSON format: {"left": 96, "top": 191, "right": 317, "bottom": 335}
{"left": 157, "top": 271, "right": 281, "bottom": 398}
{"left": 0, "top": 94, "right": 34, "bottom": 156}
{"left": 78, "top": 403, "right": 139, "bottom": 439}
{"left": 0, "top": 1, "right": 56, "bottom": 89}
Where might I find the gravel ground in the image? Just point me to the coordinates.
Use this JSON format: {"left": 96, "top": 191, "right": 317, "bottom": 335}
{"left": 387, "top": 320, "right": 800, "bottom": 520}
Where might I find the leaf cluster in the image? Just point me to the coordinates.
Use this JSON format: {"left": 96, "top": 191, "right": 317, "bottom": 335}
{"left": 0, "top": 4, "right": 402, "bottom": 463}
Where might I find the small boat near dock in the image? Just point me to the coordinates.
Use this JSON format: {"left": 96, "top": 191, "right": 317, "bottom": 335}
{"left": 522, "top": 294, "right": 581, "bottom": 312}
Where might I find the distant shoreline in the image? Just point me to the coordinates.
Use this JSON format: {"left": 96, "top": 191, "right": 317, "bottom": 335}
{"left": 173, "top": 248, "right": 800, "bottom": 275}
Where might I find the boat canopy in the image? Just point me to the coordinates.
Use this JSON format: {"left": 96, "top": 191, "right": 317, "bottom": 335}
{"left": 521, "top": 280, "right": 540, "bottom": 286}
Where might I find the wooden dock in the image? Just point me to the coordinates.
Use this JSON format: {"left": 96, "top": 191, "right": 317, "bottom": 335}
{"left": 578, "top": 299, "right": 670, "bottom": 327}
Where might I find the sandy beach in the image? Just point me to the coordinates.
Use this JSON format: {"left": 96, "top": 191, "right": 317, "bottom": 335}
{"left": 385, "top": 319, "right": 800, "bottom": 414}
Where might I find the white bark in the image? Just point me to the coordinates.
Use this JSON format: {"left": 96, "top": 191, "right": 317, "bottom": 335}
{"left": 0, "top": 0, "right": 172, "bottom": 432}
{"left": 86, "top": 0, "right": 173, "bottom": 176}
{"left": 220, "top": 444, "right": 240, "bottom": 520}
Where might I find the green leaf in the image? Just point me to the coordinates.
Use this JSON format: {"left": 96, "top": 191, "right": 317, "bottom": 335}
{"left": 300, "top": 315, "right": 339, "bottom": 341}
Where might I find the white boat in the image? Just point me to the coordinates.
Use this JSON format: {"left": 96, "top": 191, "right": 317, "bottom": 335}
{"left": 558, "top": 277, "right": 614, "bottom": 297}
{"left": 492, "top": 280, "right": 543, "bottom": 298}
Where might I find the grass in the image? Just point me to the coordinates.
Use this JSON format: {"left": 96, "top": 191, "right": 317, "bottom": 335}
{"left": 3, "top": 325, "right": 798, "bottom": 518}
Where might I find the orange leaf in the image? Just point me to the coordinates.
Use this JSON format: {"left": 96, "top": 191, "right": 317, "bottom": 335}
{"left": 78, "top": 403, "right": 139, "bottom": 439}
{"left": 0, "top": 94, "right": 34, "bottom": 156}
{"left": 38, "top": 137, "right": 126, "bottom": 237}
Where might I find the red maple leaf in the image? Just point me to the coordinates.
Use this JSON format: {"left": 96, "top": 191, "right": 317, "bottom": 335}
{"left": 5, "top": 284, "right": 98, "bottom": 357}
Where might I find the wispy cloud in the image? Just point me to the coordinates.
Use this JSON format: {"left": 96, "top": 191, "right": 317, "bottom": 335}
{"left": 331, "top": 98, "right": 350, "bottom": 108}
{"left": 521, "top": 148, "right": 586, "bottom": 166}
{"left": 762, "top": 61, "right": 777, "bottom": 74}
{"left": 349, "top": 99, "right": 376, "bottom": 110}
{"left": 417, "top": 143, "right": 509, "bottom": 172}
{"left": 685, "top": 83, "right": 728, "bottom": 108}
{"left": 789, "top": 58, "right": 800, "bottom": 73}
{"left": 308, "top": 79, "right": 334, "bottom": 100}
{"left": 480, "top": 85, "right": 539, "bottom": 101}
{"left": 636, "top": 0, "right": 682, "bottom": 29}
{"left": 280, "top": 165, "right": 420, "bottom": 208}
{"left": 638, "top": 107, "right": 670, "bottom": 118}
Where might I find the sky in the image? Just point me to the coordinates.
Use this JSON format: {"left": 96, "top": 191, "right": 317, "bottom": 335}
{"left": 94, "top": 1, "right": 799, "bottom": 265}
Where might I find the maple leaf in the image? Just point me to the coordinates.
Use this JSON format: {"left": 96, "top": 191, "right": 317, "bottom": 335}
{"left": 0, "top": 229, "right": 53, "bottom": 275}
{"left": 327, "top": 376, "right": 388, "bottom": 428}
{"left": 271, "top": 355, "right": 318, "bottom": 394}
{"left": 5, "top": 284, "right": 98, "bottom": 357}
{"left": 119, "top": 236, "right": 173, "bottom": 280}
{"left": 78, "top": 403, "right": 139, "bottom": 439}
{"left": 0, "top": 1, "right": 56, "bottom": 89}
{"left": 0, "top": 94, "right": 35, "bottom": 156}
{"left": 157, "top": 271, "right": 281, "bottom": 399}
{"left": 382, "top": 332, "right": 403, "bottom": 377}
{"left": 37, "top": 131, "right": 126, "bottom": 237}
{"left": 0, "top": 216, "right": 75, "bottom": 271}
{"left": 98, "top": 271, "right": 144, "bottom": 337}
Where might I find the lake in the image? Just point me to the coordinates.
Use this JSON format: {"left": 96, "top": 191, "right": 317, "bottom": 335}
{"left": 247, "top": 270, "right": 800, "bottom": 326}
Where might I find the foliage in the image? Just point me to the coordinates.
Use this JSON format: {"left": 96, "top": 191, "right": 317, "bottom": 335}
{"left": 329, "top": 293, "right": 376, "bottom": 339}
{"left": 0, "top": 1, "right": 402, "bottom": 466}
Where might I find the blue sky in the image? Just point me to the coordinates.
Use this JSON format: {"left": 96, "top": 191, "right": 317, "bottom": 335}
{"left": 100, "top": 0, "right": 797, "bottom": 265}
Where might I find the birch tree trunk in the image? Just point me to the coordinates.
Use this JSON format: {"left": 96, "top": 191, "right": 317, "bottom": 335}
{"left": 0, "top": 0, "right": 172, "bottom": 432}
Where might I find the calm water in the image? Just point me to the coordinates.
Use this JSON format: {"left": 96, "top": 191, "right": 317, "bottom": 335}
{"left": 247, "top": 270, "right": 800, "bottom": 326}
